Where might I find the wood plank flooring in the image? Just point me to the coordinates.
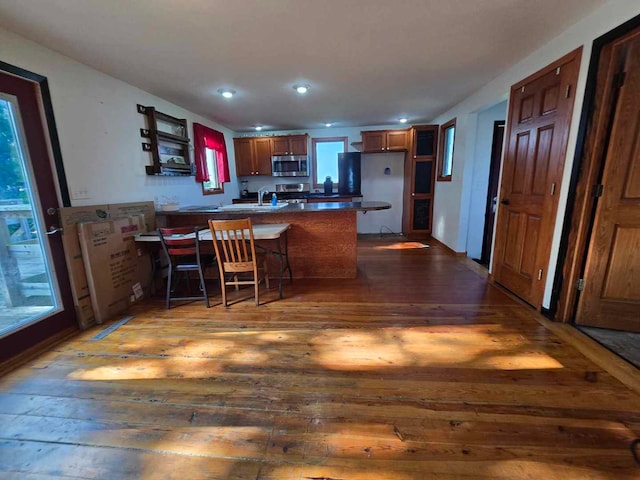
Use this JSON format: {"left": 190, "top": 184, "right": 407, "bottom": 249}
{"left": 0, "top": 236, "right": 638, "bottom": 479}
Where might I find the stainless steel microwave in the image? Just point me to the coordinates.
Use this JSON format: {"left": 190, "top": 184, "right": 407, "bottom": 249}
{"left": 271, "top": 155, "right": 308, "bottom": 177}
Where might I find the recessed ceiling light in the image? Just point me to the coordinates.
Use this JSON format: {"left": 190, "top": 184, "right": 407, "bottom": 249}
{"left": 293, "top": 84, "right": 310, "bottom": 94}
{"left": 399, "top": 118, "right": 408, "bottom": 124}
{"left": 255, "top": 126, "right": 263, "bottom": 131}
{"left": 217, "top": 88, "right": 236, "bottom": 99}
{"left": 325, "top": 123, "right": 333, "bottom": 127}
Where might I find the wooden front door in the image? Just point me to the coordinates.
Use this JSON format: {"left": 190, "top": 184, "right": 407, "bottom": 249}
{"left": 493, "top": 49, "right": 581, "bottom": 307}
{"left": 576, "top": 34, "right": 640, "bottom": 332}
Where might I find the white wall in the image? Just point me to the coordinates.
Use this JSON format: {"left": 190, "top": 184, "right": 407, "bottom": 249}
{"left": 0, "top": 27, "right": 239, "bottom": 208}
{"left": 358, "top": 152, "right": 404, "bottom": 234}
{"left": 429, "top": 0, "right": 640, "bottom": 307}
{"left": 465, "top": 101, "right": 507, "bottom": 259}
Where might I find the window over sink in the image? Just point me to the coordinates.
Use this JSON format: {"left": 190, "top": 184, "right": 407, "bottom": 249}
{"left": 202, "top": 147, "right": 223, "bottom": 194}
{"left": 312, "top": 137, "right": 347, "bottom": 188}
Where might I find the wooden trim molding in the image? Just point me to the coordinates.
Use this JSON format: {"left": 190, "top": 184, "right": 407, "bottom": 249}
{"left": 436, "top": 118, "right": 456, "bottom": 181}
{"left": 427, "top": 235, "right": 466, "bottom": 256}
{"left": 311, "top": 136, "right": 348, "bottom": 189}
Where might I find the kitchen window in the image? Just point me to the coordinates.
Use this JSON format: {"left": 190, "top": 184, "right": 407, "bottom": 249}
{"left": 312, "top": 137, "right": 348, "bottom": 188}
{"left": 193, "top": 122, "right": 229, "bottom": 195}
{"left": 202, "top": 147, "right": 223, "bottom": 194}
{"left": 437, "top": 118, "right": 456, "bottom": 181}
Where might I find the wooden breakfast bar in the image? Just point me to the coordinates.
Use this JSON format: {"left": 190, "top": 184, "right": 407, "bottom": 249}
{"left": 158, "top": 201, "right": 390, "bottom": 279}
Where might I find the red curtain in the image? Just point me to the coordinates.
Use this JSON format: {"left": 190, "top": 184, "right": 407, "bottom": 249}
{"left": 193, "top": 123, "right": 230, "bottom": 183}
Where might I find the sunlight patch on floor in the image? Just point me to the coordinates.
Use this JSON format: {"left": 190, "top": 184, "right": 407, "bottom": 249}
{"left": 374, "top": 241, "right": 430, "bottom": 250}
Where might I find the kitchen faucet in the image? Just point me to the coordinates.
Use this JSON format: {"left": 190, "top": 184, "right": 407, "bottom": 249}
{"left": 257, "top": 186, "right": 269, "bottom": 206}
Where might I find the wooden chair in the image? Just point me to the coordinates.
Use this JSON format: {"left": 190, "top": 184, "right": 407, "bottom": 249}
{"left": 208, "top": 218, "right": 269, "bottom": 306}
{"left": 159, "top": 226, "right": 215, "bottom": 309}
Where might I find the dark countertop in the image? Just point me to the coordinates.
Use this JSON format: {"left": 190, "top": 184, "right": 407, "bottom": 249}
{"left": 237, "top": 192, "right": 361, "bottom": 201}
{"left": 157, "top": 201, "right": 391, "bottom": 216}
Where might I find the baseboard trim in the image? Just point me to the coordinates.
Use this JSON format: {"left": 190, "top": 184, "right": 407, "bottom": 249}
{"left": 427, "top": 236, "right": 466, "bottom": 257}
{"left": 0, "top": 326, "right": 77, "bottom": 376}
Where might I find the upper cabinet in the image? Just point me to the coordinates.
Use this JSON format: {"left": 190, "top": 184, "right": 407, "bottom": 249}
{"left": 233, "top": 137, "right": 272, "bottom": 176}
{"left": 271, "top": 134, "right": 308, "bottom": 155}
{"left": 361, "top": 129, "right": 409, "bottom": 153}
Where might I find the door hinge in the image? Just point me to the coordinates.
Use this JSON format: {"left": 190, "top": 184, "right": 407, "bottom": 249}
{"left": 555, "top": 67, "right": 561, "bottom": 75}
{"left": 577, "top": 278, "right": 585, "bottom": 291}
{"left": 565, "top": 85, "right": 571, "bottom": 98}
{"left": 537, "top": 269, "right": 543, "bottom": 281}
{"left": 550, "top": 182, "right": 556, "bottom": 195}
{"left": 593, "top": 184, "right": 604, "bottom": 198}
{"left": 613, "top": 71, "right": 626, "bottom": 89}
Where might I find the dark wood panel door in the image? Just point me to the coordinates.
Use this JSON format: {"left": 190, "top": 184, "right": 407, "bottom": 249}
{"left": 493, "top": 49, "right": 581, "bottom": 308}
{"left": 233, "top": 138, "right": 254, "bottom": 176}
{"left": 253, "top": 137, "right": 272, "bottom": 175}
{"left": 576, "top": 36, "right": 640, "bottom": 332}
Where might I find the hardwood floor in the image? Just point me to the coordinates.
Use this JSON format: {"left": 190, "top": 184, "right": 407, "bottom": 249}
{"left": 0, "top": 236, "right": 638, "bottom": 479}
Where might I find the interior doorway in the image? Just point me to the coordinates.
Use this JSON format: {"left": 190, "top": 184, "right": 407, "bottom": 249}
{"left": 0, "top": 64, "right": 76, "bottom": 362}
{"left": 478, "top": 120, "right": 505, "bottom": 267}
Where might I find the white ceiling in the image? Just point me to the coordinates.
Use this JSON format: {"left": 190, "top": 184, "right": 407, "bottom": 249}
{"left": 0, "top": 0, "right": 605, "bottom": 132}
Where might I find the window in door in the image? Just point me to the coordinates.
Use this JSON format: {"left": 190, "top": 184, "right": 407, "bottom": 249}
{"left": 437, "top": 118, "right": 456, "bottom": 181}
{"left": 312, "top": 137, "right": 347, "bottom": 188}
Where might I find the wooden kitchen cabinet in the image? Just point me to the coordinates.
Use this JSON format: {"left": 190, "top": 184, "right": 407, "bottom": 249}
{"left": 233, "top": 137, "right": 273, "bottom": 176}
{"left": 361, "top": 129, "right": 409, "bottom": 153}
{"left": 402, "top": 125, "right": 438, "bottom": 237}
{"left": 271, "top": 134, "right": 308, "bottom": 155}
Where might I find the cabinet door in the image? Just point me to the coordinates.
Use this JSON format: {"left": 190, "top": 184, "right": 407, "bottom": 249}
{"left": 289, "top": 135, "right": 308, "bottom": 155}
{"left": 413, "top": 126, "right": 437, "bottom": 158}
{"left": 362, "top": 131, "right": 386, "bottom": 153}
{"left": 254, "top": 137, "right": 272, "bottom": 175}
{"left": 234, "top": 138, "right": 255, "bottom": 176}
{"left": 408, "top": 160, "right": 435, "bottom": 235}
{"left": 271, "top": 137, "right": 291, "bottom": 155}
{"left": 386, "top": 130, "right": 409, "bottom": 151}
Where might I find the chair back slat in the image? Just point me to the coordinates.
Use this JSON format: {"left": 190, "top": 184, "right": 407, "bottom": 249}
{"left": 208, "top": 218, "right": 257, "bottom": 272}
{"left": 159, "top": 227, "right": 202, "bottom": 259}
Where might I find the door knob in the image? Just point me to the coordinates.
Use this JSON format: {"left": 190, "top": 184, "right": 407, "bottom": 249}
{"left": 45, "top": 226, "right": 63, "bottom": 235}
{"left": 500, "top": 199, "right": 510, "bottom": 205}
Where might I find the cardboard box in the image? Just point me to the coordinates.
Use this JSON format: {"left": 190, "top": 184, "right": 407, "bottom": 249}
{"left": 77, "top": 215, "right": 151, "bottom": 324}
{"left": 59, "top": 201, "right": 155, "bottom": 328}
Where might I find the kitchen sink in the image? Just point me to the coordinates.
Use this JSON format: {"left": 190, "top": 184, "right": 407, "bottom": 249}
{"left": 219, "top": 203, "right": 288, "bottom": 211}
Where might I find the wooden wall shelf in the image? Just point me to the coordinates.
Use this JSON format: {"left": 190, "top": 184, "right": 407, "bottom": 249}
{"left": 138, "top": 104, "right": 193, "bottom": 176}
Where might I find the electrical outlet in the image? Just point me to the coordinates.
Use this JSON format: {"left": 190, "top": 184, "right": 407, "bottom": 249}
{"left": 71, "top": 188, "right": 91, "bottom": 200}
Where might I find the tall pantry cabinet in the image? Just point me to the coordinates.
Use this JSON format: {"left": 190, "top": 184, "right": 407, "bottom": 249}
{"left": 402, "top": 125, "right": 438, "bottom": 238}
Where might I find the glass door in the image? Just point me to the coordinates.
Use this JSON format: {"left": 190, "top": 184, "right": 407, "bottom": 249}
{"left": 0, "top": 94, "right": 60, "bottom": 336}
{"left": 0, "top": 69, "right": 76, "bottom": 361}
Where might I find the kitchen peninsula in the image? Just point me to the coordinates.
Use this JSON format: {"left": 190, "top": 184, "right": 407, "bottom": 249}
{"left": 158, "top": 201, "right": 390, "bottom": 278}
